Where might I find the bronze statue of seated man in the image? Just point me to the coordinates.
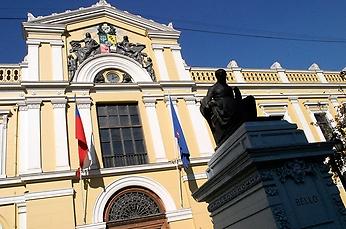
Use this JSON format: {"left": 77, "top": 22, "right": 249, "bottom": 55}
{"left": 200, "top": 69, "right": 257, "bottom": 146}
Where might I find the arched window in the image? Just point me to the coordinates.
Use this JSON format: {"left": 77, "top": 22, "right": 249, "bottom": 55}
{"left": 104, "top": 187, "right": 169, "bottom": 229}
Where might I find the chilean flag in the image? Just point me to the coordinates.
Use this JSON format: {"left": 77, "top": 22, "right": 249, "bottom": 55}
{"left": 75, "top": 105, "right": 91, "bottom": 179}
{"left": 169, "top": 96, "right": 190, "bottom": 168}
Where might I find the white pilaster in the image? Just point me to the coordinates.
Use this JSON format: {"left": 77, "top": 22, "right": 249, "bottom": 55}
{"left": 232, "top": 68, "right": 245, "bottom": 83}
{"left": 26, "top": 40, "right": 40, "bottom": 81}
{"left": 277, "top": 69, "right": 289, "bottom": 83}
{"left": 50, "top": 41, "right": 64, "bottom": 81}
{"left": 77, "top": 98, "right": 96, "bottom": 169}
{"left": 0, "top": 112, "right": 9, "bottom": 178}
{"left": 143, "top": 97, "right": 167, "bottom": 162}
{"left": 18, "top": 103, "right": 29, "bottom": 174}
{"left": 152, "top": 45, "right": 169, "bottom": 80}
{"left": 171, "top": 46, "right": 190, "bottom": 81}
{"left": 52, "top": 99, "right": 70, "bottom": 171}
{"left": 227, "top": 60, "right": 245, "bottom": 82}
{"left": 185, "top": 97, "right": 214, "bottom": 156}
{"left": 330, "top": 96, "right": 340, "bottom": 113}
{"left": 17, "top": 202, "right": 27, "bottom": 229}
{"left": 270, "top": 62, "right": 289, "bottom": 83}
{"left": 289, "top": 97, "right": 315, "bottom": 142}
{"left": 316, "top": 70, "right": 328, "bottom": 83}
{"left": 307, "top": 110, "right": 326, "bottom": 141}
{"left": 26, "top": 99, "right": 42, "bottom": 173}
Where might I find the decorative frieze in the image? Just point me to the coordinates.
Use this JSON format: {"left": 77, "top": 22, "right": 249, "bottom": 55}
{"left": 273, "top": 206, "right": 290, "bottom": 229}
{"left": 207, "top": 174, "right": 261, "bottom": 212}
{"left": 276, "top": 160, "right": 314, "bottom": 184}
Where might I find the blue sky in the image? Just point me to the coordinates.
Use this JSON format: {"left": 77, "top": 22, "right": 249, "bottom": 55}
{"left": 1, "top": 0, "right": 346, "bottom": 71}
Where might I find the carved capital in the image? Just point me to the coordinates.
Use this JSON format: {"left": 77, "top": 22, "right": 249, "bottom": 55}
{"left": 18, "top": 105, "right": 28, "bottom": 111}
{"left": 77, "top": 103, "right": 91, "bottom": 110}
{"left": 51, "top": 99, "right": 67, "bottom": 109}
{"left": 142, "top": 97, "right": 157, "bottom": 108}
{"left": 1, "top": 115, "right": 8, "bottom": 129}
{"left": 184, "top": 96, "right": 196, "bottom": 105}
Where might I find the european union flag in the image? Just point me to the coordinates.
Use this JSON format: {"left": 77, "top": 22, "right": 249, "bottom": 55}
{"left": 169, "top": 96, "right": 190, "bottom": 168}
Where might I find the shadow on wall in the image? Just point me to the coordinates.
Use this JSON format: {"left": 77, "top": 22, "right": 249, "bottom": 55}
{"left": 184, "top": 167, "right": 198, "bottom": 194}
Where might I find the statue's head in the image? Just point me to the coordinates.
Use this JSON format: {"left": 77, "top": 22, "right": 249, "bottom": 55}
{"left": 85, "top": 32, "right": 91, "bottom": 38}
{"left": 215, "top": 69, "right": 227, "bottom": 84}
{"left": 123, "top": 36, "right": 129, "bottom": 42}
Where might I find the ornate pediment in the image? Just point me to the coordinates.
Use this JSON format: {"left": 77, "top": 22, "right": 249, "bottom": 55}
{"left": 24, "top": 1, "right": 179, "bottom": 34}
{"left": 68, "top": 23, "right": 156, "bottom": 82}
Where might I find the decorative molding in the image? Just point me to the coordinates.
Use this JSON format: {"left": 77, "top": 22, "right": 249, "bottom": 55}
{"left": 52, "top": 103, "right": 66, "bottom": 109}
{"left": 273, "top": 206, "right": 290, "bottom": 229}
{"left": 184, "top": 96, "right": 196, "bottom": 105}
{"left": 182, "top": 173, "right": 207, "bottom": 181}
{"left": 270, "top": 61, "right": 283, "bottom": 70}
{"left": 73, "top": 54, "right": 152, "bottom": 83}
{"left": 0, "top": 188, "right": 74, "bottom": 206}
{"left": 208, "top": 174, "right": 261, "bottom": 212}
{"left": 77, "top": 102, "right": 91, "bottom": 110}
{"left": 264, "top": 185, "right": 279, "bottom": 196}
{"left": 51, "top": 98, "right": 67, "bottom": 109}
{"left": 276, "top": 160, "right": 314, "bottom": 184}
{"left": 76, "top": 222, "right": 106, "bottom": 229}
{"left": 260, "top": 170, "right": 274, "bottom": 181}
{"left": 151, "top": 44, "right": 181, "bottom": 50}
{"left": 142, "top": 97, "right": 157, "bottom": 107}
{"left": 166, "top": 208, "right": 193, "bottom": 222}
{"left": 26, "top": 99, "right": 42, "bottom": 109}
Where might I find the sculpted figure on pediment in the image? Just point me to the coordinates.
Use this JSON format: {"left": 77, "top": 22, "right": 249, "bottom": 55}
{"left": 70, "top": 32, "right": 100, "bottom": 64}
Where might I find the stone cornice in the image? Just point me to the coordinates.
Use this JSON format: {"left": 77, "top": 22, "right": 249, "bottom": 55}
{"left": 22, "top": 22, "right": 66, "bottom": 38}
{"left": 0, "top": 157, "right": 210, "bottom": 188}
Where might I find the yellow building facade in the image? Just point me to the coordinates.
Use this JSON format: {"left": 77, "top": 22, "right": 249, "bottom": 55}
{"left": 0, "top": 1, "right": 345, "bottom": 228}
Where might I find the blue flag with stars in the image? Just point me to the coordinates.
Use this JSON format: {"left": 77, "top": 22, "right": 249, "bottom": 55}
{"left": 169, "top": 96, "right": 190, "bottom": 168}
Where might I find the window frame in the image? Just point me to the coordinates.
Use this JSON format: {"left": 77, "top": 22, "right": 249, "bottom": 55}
{"left": 96, "top": 102, "right": 148, "bottom": 168}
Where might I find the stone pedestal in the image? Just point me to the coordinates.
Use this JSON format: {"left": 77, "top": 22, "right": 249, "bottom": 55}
{"left": 193, "top": 120, "right": 346, "bottom": 229}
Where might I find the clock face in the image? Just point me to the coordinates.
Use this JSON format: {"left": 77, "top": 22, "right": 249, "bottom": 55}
{"left": 106, "top": 72, "right": 120, "bottom": 83}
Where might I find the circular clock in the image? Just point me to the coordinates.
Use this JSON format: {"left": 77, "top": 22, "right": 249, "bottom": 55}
{"left": 106, "top": 72, "right": 120, "bottom": 83}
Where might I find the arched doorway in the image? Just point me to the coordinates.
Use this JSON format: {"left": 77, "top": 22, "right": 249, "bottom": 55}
{"left": 104, "top": 187, "right": 169, "bottom": 229}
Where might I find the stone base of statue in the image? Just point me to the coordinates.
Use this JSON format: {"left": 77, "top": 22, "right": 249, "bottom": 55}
{"left": 193, "top": 120, "right": 346, "bottom": 229}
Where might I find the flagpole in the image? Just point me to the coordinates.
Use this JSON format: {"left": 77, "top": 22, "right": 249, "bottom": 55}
{"left": 169, "top": 95, "right": 184, "bottom": 208}
{"left": 173, "top": 139, "right": 183, "bottom": 208}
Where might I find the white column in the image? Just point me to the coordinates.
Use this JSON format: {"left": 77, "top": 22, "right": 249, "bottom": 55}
{"left": 171, "top": 46, "right": 190, "bottom": 81}
{"left": 52, "top": 99, "right": 70, "bottom": 171}
{"left": 77, "top": 98, "right": 97, "bottom": 169}
{"left": 26, "top": 40, "right": 40, "bottom": 81}
{"left": 143, "top": 97, "right": 167, "bottom": 162}
{"left": 185, "top": 97, "right": 214, "bottom": 156}
{"left": 17, "top": 202, "right": 27, "bottom": 229}
{"left": 50, "top": 41, "right": 64, "bottom": 81}
{"left": 18, "top": 103, "right": 29, "bottom": 174}
{"left": 290, "top": 97, "right": 315, "bottom": 142}
{"left": 152, "top": 45, "right": 169, "bottom": 80}
{"left": 0, "top": 113, "right": 9, "bottom": 178}
{"left": 26, "top": 99, "right": 42, "bottom": 173}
